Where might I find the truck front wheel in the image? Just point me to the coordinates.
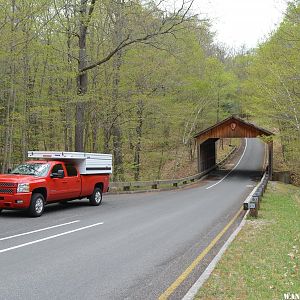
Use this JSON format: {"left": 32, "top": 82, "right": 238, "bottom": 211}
{"left": 28, "top": 193, "right": 45, "bottom": 217}
{"left": 89, "top": 187, "right": 102, "bottom": 206}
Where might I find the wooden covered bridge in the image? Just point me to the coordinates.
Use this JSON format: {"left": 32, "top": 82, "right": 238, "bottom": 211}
{"left": 194, "top": 116, "right": 273, "bottom": 179}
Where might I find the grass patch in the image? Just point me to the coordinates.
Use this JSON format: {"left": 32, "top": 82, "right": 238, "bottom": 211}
{"left": 195, "top": 182, "right": 300, "bottom": 300}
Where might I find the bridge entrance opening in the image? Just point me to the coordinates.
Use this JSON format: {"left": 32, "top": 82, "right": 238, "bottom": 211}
{"left": 194, "top": 116, "right": 273, "bottom": 179}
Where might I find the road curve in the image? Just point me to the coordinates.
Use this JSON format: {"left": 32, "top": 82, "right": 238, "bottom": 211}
{"left": 0, "top": 138, "right": 265, "bottom": 300}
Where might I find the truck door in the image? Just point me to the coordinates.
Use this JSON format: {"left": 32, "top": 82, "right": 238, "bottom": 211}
{"left": 48, "top": 163, "right": 69, "bottom": 201}
{"left": 64, "top": 164, "right": 81, "bottom": 199}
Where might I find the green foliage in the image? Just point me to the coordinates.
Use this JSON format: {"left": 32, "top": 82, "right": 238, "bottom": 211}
{"left": 0, "top": 0, "right": 240, "bottom": 180}
{"left": 232, "top": 1, "right": 300, "bottom": 178}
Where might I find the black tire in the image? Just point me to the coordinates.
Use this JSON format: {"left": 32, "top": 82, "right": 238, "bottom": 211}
{"left": 28, "top": 193, "right": 45, "bottom": 217}
{"left": 89, "top": 187, "right": 102, "bottom": 206}
{"left": 0, "top": 209, "right": 2, "bottom": 214}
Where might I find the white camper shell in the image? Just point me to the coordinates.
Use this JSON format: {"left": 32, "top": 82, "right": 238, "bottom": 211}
{"left": 28, "top": 151, "right": 112, "bottom": 175}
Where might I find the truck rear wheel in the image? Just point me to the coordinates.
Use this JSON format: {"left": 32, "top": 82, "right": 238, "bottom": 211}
{"left": 28, "top": 193, "right": 45, "bottom": 217}
{"left": 89, "top": 187, "right": 102, "bottom": 206}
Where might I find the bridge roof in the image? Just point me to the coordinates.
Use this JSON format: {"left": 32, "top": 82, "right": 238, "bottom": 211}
{"left": 194, "top": 116, "right": 273, "bottom": 142}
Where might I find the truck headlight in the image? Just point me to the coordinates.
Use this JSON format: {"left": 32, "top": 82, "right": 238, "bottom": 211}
{"left": 17, "top": 183, "right": 30, "bottom": 193}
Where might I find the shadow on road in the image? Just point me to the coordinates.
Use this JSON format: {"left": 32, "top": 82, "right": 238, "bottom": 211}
{"left": 0, "top": 199, "right": 104, "bottom": 218}
{"left": 207, "top": 168, "right": 263, "bottom": 182}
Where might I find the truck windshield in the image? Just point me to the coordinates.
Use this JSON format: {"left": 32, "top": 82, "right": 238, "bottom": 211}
{"left": 11, "top": 163, "right": 50, "bottom": 177}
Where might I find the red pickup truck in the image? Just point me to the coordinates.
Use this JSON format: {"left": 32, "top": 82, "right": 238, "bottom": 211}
{"left": 0, "top": 152, "right": 112, "bottom": 217}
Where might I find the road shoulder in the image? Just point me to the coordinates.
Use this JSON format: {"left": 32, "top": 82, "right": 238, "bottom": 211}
{"left": 194, "top": 182, "right": 300, "bottom": 300}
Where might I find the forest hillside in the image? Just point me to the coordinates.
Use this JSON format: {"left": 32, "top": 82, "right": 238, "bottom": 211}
{"left": 0, "top": 0, "right": 299, "bottom": 184}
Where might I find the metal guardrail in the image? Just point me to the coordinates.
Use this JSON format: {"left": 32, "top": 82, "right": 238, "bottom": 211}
{"left": 217, "top": 144, "right": 239, "bottom": 167}
{"left": 110, "top": 145, "right": 238, "bottom": 192}
{"left": 243, "top": 171, "right": 269, "bottom": 217}
{"left": 110, "top": 166, "right": 216, "bottom": 191}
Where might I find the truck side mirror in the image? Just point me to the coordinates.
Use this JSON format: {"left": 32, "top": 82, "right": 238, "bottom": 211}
{"left": 7, "top": 168, "right": 11, "bottom": 174}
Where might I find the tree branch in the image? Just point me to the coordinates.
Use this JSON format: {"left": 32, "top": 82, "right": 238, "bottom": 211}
{"left": 80, "top": 0, "right": 195, "bottom": 73}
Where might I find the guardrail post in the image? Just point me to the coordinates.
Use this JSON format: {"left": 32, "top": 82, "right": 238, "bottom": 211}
{"left": 257, "top": 187, "right": 263, "bottom": 202}
{"left": 263, "top": 180, "right": 267, "bottom": 192}
{"left": 249, "top": 195, "right": 259, "bottom": 217}
{"left": 249, "top": 203, "right": 258, "bottom": 217}
{"left": 243, "top": 171, "right": 269, "bottom": 217}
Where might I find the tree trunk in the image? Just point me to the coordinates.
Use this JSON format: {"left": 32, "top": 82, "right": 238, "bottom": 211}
{"left": 2, "top": 0, "right": 17, "bottom": 172}
{"left": 65, "top": 7, "right": 73, "bottom": 151}
{"left": 75, "top": 0, "right": 90, "bottom": 152}
{"left": 111, "top": 58, "right": 123, "bottom": 178}
{"left": 157, "top": 148, "right": 164, "bottom": 180}
{"left": 103, "top": 125, "right": 111, "bottom": 153}
{"left": 22, "top": 22, "right": 35, "bottom": 160}
{"left": 134, "top": 100, "right": 144, "bottom": 181}
{"left": 111, "top": 0, "right": 125, "bottom": 181}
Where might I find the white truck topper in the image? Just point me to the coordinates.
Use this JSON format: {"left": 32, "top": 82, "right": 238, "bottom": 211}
{"left": 28, "top": 151, "right": 112, "bottom": 175}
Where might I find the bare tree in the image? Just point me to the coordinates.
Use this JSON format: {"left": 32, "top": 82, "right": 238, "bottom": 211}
{"left": 72, "top": 0, "right": 194, "bottom": 151}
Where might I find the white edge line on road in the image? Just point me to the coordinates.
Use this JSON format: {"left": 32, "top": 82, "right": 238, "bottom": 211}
{"left": 181, "top": 212, "right": 248, "bottom": 300}
{"left": 0, "top": 220, "right": 80, "bottom": 241}
{"left": 206, "top": 138, "right": 248, "bottom": 190}
{"left": 182, "top": 180, "right": 261, "bottom": 300}
{"left": 0, "top": 222, "right": 104, "bottom": 254}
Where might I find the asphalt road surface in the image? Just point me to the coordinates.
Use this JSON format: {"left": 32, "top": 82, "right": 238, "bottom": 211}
{"left": 0, "top": 138, "right": 265, "bottom": 300}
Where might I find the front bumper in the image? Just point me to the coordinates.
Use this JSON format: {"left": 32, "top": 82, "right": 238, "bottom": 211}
{"left": 0, "top": 193, "right": 32, "bottom": 210}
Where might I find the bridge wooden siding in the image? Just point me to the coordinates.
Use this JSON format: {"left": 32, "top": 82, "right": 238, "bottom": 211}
{"left": 194, "top": 116, "right": 274, "bottom": 179}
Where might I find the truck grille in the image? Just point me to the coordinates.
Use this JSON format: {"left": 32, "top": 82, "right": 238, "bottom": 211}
{"left": 0, "top": 182, "right": 16, "bottom": 187}
{"left": 0, "top": 188, "right": 14, "bottom": 194}
{"left": 0, "top": 183, "right": 17, "bottom": 194}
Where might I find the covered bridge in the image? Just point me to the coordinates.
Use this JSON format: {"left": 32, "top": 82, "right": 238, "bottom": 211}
{"left": 194, "top": 116, "right": 273, "bottom": 179}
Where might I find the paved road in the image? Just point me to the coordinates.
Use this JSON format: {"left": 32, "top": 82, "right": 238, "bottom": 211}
{"left": 0, "top": 138, "right": 265, "bottom": 300}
